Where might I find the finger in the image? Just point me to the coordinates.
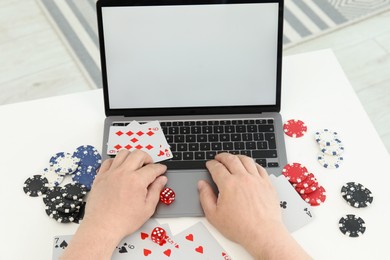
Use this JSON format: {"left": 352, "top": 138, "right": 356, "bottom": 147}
{"left": 120, "top": 149, "right": 154, "bottom": 171}
{"left": 198, "top": 180, "right": 217, "bottom": 223}
{"left": 97, "top": 158, "right": 113, "bottom": 174}
{"left": 145, "top": 176, "right": 168, "bottom": 210}
{"left": 136, "top": 163, "right": 167, "bottom": 186}
{"left": 236, "top": 155, "right": 258, "bottom": 175}
{"left": 256, "top": 163, "right": 269, "bottom": 179}
{"left": 206, "top": 159, "right": 230, "bottom": 186}
{"left": 110, "top": 149, "right": 131, "bottom": 169}
{"left": 214, "top": 153, "right": 247, "bottom": 175}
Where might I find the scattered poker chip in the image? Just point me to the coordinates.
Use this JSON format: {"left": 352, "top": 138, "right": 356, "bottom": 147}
{"left": 73, "top": 202, "right": 86, "bottom": 224}
{"left": 55, "top": 197, "right": 82, "bottom": 214}
{"left": 320, "top": 141, "right": 345, "bottom": 156}
{"left": 317, "top": 152, "right": 343, "bottom": 169}
{"left": 296, "top": 181, "right": 319, "bottom": 195}
{"left": 282, "top": 163, "right": 309, "bottom": 183}
{"left": 293, "top": 173, "right": 317, "bottom": 189}
{"left": 73, "top": 145, "right": 102, "bottom": 170}
{"left": 45, "top": 201, "right": 77, "bottom": 223}
{"left": 62, "top": 183, "right": 87, "bottom": 201}
{"left": 283, "top": 119, "right": 307, "bottom": 138}
{"left": 315, "top": 129, "right": 341, "bottom": 147}
{"left": 339, "top": 214, "right": 366, "bottom": 237}
{"left": 42, "top": 186, "right": 63, "bottom": 205}
{"left": 301, "top": 185, "right": 326, "bottom": 206}
{"left": 341, "top": 182, "right": 373, "bottom": 208}
{"left": 42, "top": 167, "right": 64, "bottom": 187}
{"left": 72, "top": 168, "right": 96, "bottom": 191}
{"left": 51, "top": 152, "right": 80, "bottom": 175}
{"left": 23, "top": 175, "right": 49, "bottom": 197}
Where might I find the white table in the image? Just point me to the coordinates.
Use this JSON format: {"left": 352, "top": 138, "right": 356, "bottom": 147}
{"left": 1, "top": 49, "right": 389, "bottom": 259}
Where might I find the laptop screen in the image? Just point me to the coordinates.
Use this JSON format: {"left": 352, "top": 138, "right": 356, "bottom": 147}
{"left": 99, "top": 1, "right": 282, "bottom": 113}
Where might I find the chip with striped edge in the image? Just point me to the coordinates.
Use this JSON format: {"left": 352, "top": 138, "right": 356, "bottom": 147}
{"left": 283, "top": 119, "right": 307, "bottom": 138}
{"left": 338, "top": 214, "right": 366, "bottom": 237}
{"left": 282, "top": 163, "right": 309, "bottom": 183}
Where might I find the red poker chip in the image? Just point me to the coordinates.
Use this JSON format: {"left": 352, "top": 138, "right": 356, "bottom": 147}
{"left": 296, "top": 180, "right": 319, "bottom": 195}
{"left": 293, "top": 173, "right": 317, "bottom": 189}
{"left": 301, "top": 186, "right": 326, "bottom": 206}
{"left": 282, "top": 163, "right": 309, "bottom": 183}
{"left": 283, "top": 119, "right": 307, "bottom": 138}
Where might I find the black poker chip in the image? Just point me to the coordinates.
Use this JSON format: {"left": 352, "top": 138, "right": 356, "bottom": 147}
{"left": 62, "top": 183, "right": 87, "bottom": 200}
{"left": 73, "top": 202, "right": 86, "bottom": 224}
{"left": 339, "top": 214, "right": 366, "bottom": 237}
{"left": 341, "top": 182, "right": 373, "bottom": 208}
{"left": 42, "top": 186, "right": 63, "bottom": 205}
{"left": 45, "top": 201, "right": 77, "bottom": 223}
{"left": 23, "top": 175, "right": 49, "bottom": 197}
{"left": 54, "top": 197, "right": 82, "bottom": 214}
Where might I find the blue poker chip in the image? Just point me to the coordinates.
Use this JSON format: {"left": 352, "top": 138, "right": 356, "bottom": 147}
{"left": 72, "top": 167, "right": 97, "bottom": 191}
{"left": 73, "top": 145, "right": 102, "bottom": 170}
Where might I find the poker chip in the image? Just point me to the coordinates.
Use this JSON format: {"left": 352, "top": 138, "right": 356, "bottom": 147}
{"left": 301, "top": 185, "right": 326, "bottom": 206}
{"left": 72, "top": 168, "right": 96, "bottom": 191}
{"left": 293, "top": 173, "right": 317, "bottom": 189}
{"left": 283, "top": 119, "right": 307, "bottom": 138}
{"left": 62, "top": 183, "right": 87, "bottom": 200}
{"left": 42, "top": 186, "right": 63, "bottom": 205}
{"left": 339, "top": 214, "right": 366, "bottom": 237}
{"left": 42, "top": 167, "right": 64, "bottom": 187}
{"left": 282, "top": 163, "right": 309, "bottom": 183}
{"left": 296, "top": 181, "right": 319, "bottom": 195}
{"left": 320, "top": 141, "right": 345, "bottom": 156}
{"left": 315, "top": 129, "right": 341, "bottom": 147}
{"left": 23, "top": 175, "right": 49, "bottom": 197}
{"left": 51, "top": 152, "right": 80, "bottom": 175}
{"left": 73, "top": 202, "right": 86, "bottom": 224}
{"left": 73, "top": 145, "right": 102, "bottom": 170}
{"left": 341, "top": 182, "right": 373, "bottom": 208}
{"left": 317, "top": 152, "right": 343, "bottom": 168}
{"left": 45, "top": 201, "right": 77, "bottom": 223}
{"left": 55, "top": 197, "right": 82, "bottom": 214}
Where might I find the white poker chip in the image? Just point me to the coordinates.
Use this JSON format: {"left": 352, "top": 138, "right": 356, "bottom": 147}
{"left": 52, "top": 152, "right": 80, "bottom": 175}
{"left": 320, "top": 141, "right": 345, "bottom": 156}
{"left": 317, "top": 152, "right": 343, "bottom": 169}
{"left": 42, "top": 167, "right": 64, "bottom": 187}
{"left": 315, "top": 129, "right": 341, "bottom": 147}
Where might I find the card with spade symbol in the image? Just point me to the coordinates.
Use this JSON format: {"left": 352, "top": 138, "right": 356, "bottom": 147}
{"left": 52, "top": 235, "right": 72, "bottom": 260}
{"left": 269, "top": 175, "right": 314, "bottom": 232}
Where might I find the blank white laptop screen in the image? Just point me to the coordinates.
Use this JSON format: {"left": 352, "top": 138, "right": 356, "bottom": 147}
{"left": 102, "top": 3, "right": 279, "bottom": 109}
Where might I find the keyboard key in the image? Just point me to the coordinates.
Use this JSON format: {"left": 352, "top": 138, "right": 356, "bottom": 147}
{"left": 160, "top": 122, "right": 167, "bottom": 126}
{"left": 196, "top": 121, "right": 208, "bottom": 125}
{"left": 180, "top": 126, "right": 190, "bottom": 134}
{"left": 222, "top": 142, "right": 234, "bottom": 150}
{"left": 247, "top": 125, "right": 257, "bottom": 132}
{"left": 188, "top": 121, "right": 195, "bottom": 126}
{"left": 165, "top": 122, "right": 172, "bottom": 126}
{"left": 202, "top": 126, "right": 212, "bottom": 134}
{"left": 172, "top": 152, "right": 182, "bottom": 160}
{"left": 237, "top": 120, "right": 243, "bottom": 124}
{"left": 208, "top": 134, "right": 218, "bottom": 142}
{"left": 113, "top": 122, "right": 125, "bottom": 126}
{"left": 177, "top": 143, "right": 188, "bottom": 151}
{"left": 185, "top": 135, "right": 196, "bottom": 142}
{"left": 191, "top": 126, "right": 201, "bottom": 134}
{"left": 197, "top": 135, "right": 207, "bottom": 142}
{"left": 220, "top": 134, "right": 230, "bottom": 142}
{"left": 200, "top": 143, "right": 211, "bottom": 150}
{"left": 267, "top": 119, "right": 274, "bottom": 124}
{"left": 240, "top": 150, "right": 251, "bottom": 156}
{"left": 256, "top": 141, "right": 268, "bottom": 150}
{"left": 213, "top": 125, "right": 224, "bottom": 133}
{"left": 242, "top": 133, "right": 253, "bottom": 141}
{"left": 252, "top": 150, "right": 278, "bottom": 158}
{"left": 220, "top": 120, "right": 231, "bottom": 125}
{"left": 211, "top": 143, "right": 222, "bottom": 150}
{"left": 256, "top": 159, "right": 267, "bottom": 167}
{"left": 258, "top": 125, "right": 274, "bottom": 132}
{"left": 162, "top": 127, "right": 168, "bottom": 134}
{"left": 165, "top": 135, "right": 173, "bottom": 143}
{"left": 231, "top": 133, "right": 241, "bottom": 141}
{"left": 184, "top": 121, "right": 190, "bottom": 126}
{"left": 170, "top": 143, "right": 177, "bottom": 152}
{"left": 161, "top": 160, "right": 206, "bottom": 169}
{"left": 236, "top": 125, "right": 247, "bottom": 132}
{"left": 205, "top": 151, "right": 217, "bottom": 159}
{"left": 234, "top": 142, "right": 245, "bottom": 150}
{"left": 174, "top": 135, "right": 185, "bottom": 143}
{"left": 183, "top": 152, "right": 194, "bottom": 160}
{"left": 189, "top": 143, "right": 199, "bottom": 151}
{"left": 245, "top": 141, "right": 257, "bottom": 149}
{"left": 224, "top": 125, "right": 235, "bottom": 133}
{"left": 265, "top": 133, "right": 276, "bottom": 149}
{"left": 268, "top": 162, "right": 279, "bottom": 167}
{"left": 195, "top": 152, "right": 205, "bottom": 160}
{"left": 253, "top": 133, "right": 264, "bottom": 141}
{"left": 169, "top": 127, "right": 179, "bottom": 134}
{"left": 229, "top": 151, "right": 240, "bottom": 155}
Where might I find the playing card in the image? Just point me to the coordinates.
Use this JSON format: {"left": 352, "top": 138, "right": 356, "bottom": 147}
{"left": 111, "top": 219, "right": 179, "bottom": 259}
{"left": 270, "top": 175, "right": 314, "bottom": 232}
{"left": 107, "top": 120, "right": 172, "bottom": 162}
{"left": 52, "top": 235, "right": 72, "bottom": 260}
{"left": 173, "top": 222, "right": 232, "bottom": 260}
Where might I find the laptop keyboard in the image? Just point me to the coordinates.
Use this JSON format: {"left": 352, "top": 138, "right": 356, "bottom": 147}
{"left": 112, "top": 119, "right": 279, "bottom": 169}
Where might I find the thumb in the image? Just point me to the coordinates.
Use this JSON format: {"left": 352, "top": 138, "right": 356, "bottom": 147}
{"left": 198, "top": 180, "right": 217, "bottom": 221}
{"left": 146, "top": 176, "right": 168, "bottom": 208}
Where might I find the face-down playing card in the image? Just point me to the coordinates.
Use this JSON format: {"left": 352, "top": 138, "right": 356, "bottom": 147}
{"left": 270, "top": 175, "right": 314, "bottom": 232}
{"left": 107, "top": 120, "right": 172, "bottom": 162}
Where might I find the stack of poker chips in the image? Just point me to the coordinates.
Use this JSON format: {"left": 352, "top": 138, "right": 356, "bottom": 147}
{"left": 315, "top": 129, "right": 344, "bottom": 169}
{"left": 22, "top": 145, "right": 101, "bottom": 224}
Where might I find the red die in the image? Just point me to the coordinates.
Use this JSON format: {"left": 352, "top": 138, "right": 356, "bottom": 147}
{"left": 160, "top": 187, "right": 175, "bottom": 205}
{"left": 151, "top": 227, "right": 167, "bottom": 246}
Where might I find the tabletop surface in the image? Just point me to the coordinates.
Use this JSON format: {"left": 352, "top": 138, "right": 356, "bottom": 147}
{"left": 0, "top": 49, "right": 389, "bottom": 259}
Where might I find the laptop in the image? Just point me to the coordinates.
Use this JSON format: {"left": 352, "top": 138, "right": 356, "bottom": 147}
{"left": 97, "top": 0, "right": 286, "bottom": 217}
